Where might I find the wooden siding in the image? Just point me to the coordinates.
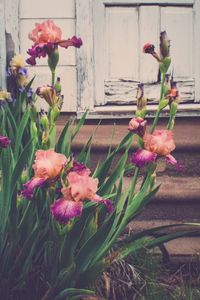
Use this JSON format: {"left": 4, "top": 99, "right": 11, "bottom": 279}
{"left": 94, "top": 1, "right": 196, "bottom": 105}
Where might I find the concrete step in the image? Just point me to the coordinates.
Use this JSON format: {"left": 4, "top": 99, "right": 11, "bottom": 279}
{"left": 56, "top": 116, "right": 200, "bottom": 153}
{"left": 123, "top": 176, "right": 200, "bottom": 221}
{"left": 57, "top": 117, "right": 200, "bottom": 176}
{"left": 126, "top": 220, "right": 200, "bottom": 263}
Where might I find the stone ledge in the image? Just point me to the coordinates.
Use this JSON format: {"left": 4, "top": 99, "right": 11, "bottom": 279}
{"left": 123, "top": 176, "right": 200, "bottom": 204}
{"left": 57, "top": 117, "right": 200, "bottom": 152}
{"left": 126, "top": 220, "right": 200, "bottom": 261}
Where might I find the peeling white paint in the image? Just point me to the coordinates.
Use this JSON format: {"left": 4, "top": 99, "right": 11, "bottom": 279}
{"left": 0, "top": 0, "right": 6, "bottom": 89}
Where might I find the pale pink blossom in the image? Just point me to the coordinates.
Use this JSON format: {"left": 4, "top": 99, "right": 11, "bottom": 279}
{"left": 63, "top": 171, "right": 99, "bottom": 202}
{"left": 33, "top": 149, "right": 67, "bottom": 180}
{"left": 51, "top": 168, "right": 113, "bottom": 223}
{"left": 143, "top": 130, "right": 175, "bottom": 156}
{"left": 22, "top": 150, "right": 67, "bottom": 199}
{"left": 28, "top": 20, "right": 62, "bottom": 44}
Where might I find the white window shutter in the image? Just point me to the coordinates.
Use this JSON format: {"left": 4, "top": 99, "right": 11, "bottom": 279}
{"left": 93, "top": 0, "right": 198, "bottom": 106}
{"left": 161, "top": 6, "right": 194, "bottom": 102}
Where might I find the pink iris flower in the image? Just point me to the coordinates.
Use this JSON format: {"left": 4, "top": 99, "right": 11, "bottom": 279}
{"left": 51, "top": 168, "right": 113, "bottom": 224}
{"left": 26, "top": 20, "right": 82, "bottom": 65}
{"left": 128, "top": 117, "right": 147, "bottom": 137}
{"left": 131, "top": 129, "right": 179, "bottom": 168}
{"left": 22, "top": 149, "right": 67, "bottom": 199}
{"left": 143, "top": 130, "right": 175, "bottom": 156}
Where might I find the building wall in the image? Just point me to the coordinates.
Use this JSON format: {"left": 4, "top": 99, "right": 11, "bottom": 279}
{"left": 1, "top": 0, "right": 200, "bottom": 117}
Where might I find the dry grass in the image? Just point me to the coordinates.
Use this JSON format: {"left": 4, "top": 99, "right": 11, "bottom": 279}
{"left": 88, "top": 248, "right": 200, "bottom": 300}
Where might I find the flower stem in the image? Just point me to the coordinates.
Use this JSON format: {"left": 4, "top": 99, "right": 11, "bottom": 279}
{"left": 129, "top": 167, "right": 139, "bottom": 201}
{"left": 160, "top": 72, "right": 166, "bottom": 100}
{"left": 151, "top": 72, "right": 166, "bottom": 133}
{"left": 167, "top": 115, "right": 174, "bottom": 130}
{"left": 51, "top": 70, "right": 55, "bottom": 86}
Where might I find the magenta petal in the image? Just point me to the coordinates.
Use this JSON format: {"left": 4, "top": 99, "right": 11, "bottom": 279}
{"left": 21, "top": 177, "right": 46, "bottom": 199}
{"left": 0, "top": 135, "right": 11, "bottom": 148}
{"left": 51, "top": 199, "right": 83, "bottom": 224}
{"left": 92, "top": 195, "right": 114, "bottom": 213}
{"left": 58, "top": 36, "right": 83, "bottom": 49}
{"left": 130, "top": 149, "right": 157, "bottom": 167}
{"left": 165, "top": 154, "right": 177, "bottom": 165}
{"left": 166, "top": 154, "right": 184, "bottom": 172}
{"left": 26, "top": 56, "right": 36, "bottom": 66}
{"left": 103, "top": 199, "right": 114, "bottom": 213}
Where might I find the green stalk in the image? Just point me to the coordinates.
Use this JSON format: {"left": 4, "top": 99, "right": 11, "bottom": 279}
{"left": 51, "top": 70, "right": 56, "bottom": 86}
{"left": 167, "top": 114, "right": 174, "bottom": 130}
{"left": 151, "top": 72, "right": 166, "bottom": 133}
{"left": 128, "top": 167, "right": 139, "bottom": 201}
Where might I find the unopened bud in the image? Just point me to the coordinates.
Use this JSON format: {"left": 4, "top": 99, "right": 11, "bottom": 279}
{"left": 136, "top": 107, "right": 146, "bottom": 119}
{"left": 158, "top": 98, "right": 169, "bottom": 110}
{"left": 160, "top": 31, "right": 170, "bottom": 58}
{"left": 55, "top": 77, "right": 61, "bottom": 94}
{"left": 50, "top": 106, "right": 60, "bottom": 123}
{"left": 21, "top": 169, "right": 28, "bottom": 183}
{"left": 170, "top": 101, "right": 178, "bottom": 117}
{"left": 40, "top": 110, "right": 49, "bottom": 131}
{"left": 48, "top": 46, "right": 59, "bottom": 72}
{"left": 143, "top": 43, "right": 161, "bottom": 62}
{"left": 30, "top": 121, "right": 38, "bottom": 139}
{"left": 29, "top": 101, "right": 37, "bottom": 122}
{"left": 159, "top": 57, "right": 171, "bottom": 73}
{"left": 128, "top": 117, "right": 147, "bottom": 137}
{"left": 136, "top": 83, "right": 147, "bottom": 110}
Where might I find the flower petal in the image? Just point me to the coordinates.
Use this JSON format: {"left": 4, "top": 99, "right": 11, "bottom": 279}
{"left": 130, "top": 149, "right": 157, "bottom": 167}
{"left": 66, "top": 171, "right": 98, "bottom": 201}
{"left": 144, "top": 130, "right": 175, "bottom": 156}
{"left": 92, "top": 194, "right": 114, "bottom": 213}
{"left": 58, "top": 36, "right": 83, "bottom": 48}
{"left": 165, "top": 154, "right": 177, "bottom": 165}
{"left": 0, "top": 135, "right": 11, "bottom": 148}
{"left": 21, "top": 177, "right": 46, "bottom": 199}
{"left": 51, "top": 199, "right": 83, "bottom": 223}
{"left": 103, "top": 199, "right": 114, "bottom": 213}
{"left": 165, "top": 154, "right": 184, "bottom": 172}
{"left": 33, "top": 149, "right": 67, "bottom": 180}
